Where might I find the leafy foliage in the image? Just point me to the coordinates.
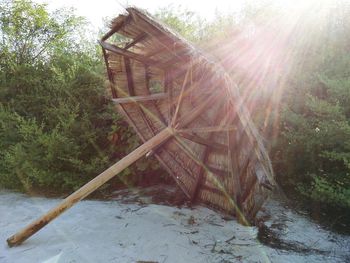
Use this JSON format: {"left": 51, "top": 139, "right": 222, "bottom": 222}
{"left": 0, "top": 0, "right": 160, "bottom": 193}
{"left": 263, "top": 2, "right": 350, "bottom": 208}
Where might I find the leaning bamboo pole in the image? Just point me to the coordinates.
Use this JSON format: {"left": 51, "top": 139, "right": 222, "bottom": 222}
{"left": 6, "top": 127, "right": 174, "bottom": 247}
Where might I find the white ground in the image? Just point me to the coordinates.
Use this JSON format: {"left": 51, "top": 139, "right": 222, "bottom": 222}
{"left": 1, "top": 188, "right": 349, "bottom": 263}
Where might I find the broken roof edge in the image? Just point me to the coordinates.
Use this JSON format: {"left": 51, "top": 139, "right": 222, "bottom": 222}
{"left": 108, "top": 7, "right": 225, "bottom": 73}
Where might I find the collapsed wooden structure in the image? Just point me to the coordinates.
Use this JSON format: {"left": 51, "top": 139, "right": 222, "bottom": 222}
{"left": 100, "top": 8, "right": 275, "bottom": 218}
{"left": 7, "top": 8, "right": 275, "bottom": 247}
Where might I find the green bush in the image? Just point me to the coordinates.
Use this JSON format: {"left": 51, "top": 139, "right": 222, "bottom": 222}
{"left": 0, "top": 0, "right": 162, "bottom": 193}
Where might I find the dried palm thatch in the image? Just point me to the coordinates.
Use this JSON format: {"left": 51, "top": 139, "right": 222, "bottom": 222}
{"left": 100, "top": 7, "right": 275, "bottom": 222}
{"left": 6, "top": 7, "right": 276, "bottom": 248}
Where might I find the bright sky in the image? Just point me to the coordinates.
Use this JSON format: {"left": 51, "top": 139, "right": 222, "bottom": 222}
{"left": 35, "top": 0, "right": 247, "bottom": 29}
{"left": 34, "top": 0, "right": 334, "bottom": 38}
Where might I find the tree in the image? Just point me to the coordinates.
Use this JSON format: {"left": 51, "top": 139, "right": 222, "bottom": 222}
{"left": 0, "top": 0, "right": 142, "bottom": 192}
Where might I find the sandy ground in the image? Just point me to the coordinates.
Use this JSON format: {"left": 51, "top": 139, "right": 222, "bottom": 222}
{"left": 1, "top": 187, "right": 349, "bottom": 263}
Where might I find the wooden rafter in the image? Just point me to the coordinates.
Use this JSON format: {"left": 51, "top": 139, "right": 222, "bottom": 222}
{"left": 171, "top": 62, "right": 193, "bottom": 126}
{"left": 101, "top": 15, "right": 131, "bottom": 41}
{"left": 100, "top": 41, "right": 155, "bottom": 65}
{"left": 150, "top": 90, "right": 223, "bottom": 160}
{"left": 101, "top": 47, "right": 117, "bottom": 98}
{"left": 124, "top": 33, "right": 147, "bottom": 49}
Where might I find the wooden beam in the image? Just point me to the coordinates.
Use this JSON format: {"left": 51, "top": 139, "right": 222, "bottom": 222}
{"left": 6, "top": 127, "right": 174, "bottom": 247}
{"left": 115, "top": 101, "right": 191, "bottom": 199}
{"left": 171, "top": 64, "right": 192, "bottom": 126}
{"left": 119, "top": 44, "right": 167, "bottom": 136}
{"left": 100, "top": 40, "right": 184, "bottom": 71}
{"left": 99, "top": 41, "right": 155, "bottom": 65}
{"left": 124, "top": 33, "right": 147, "bottom": 49}
{"left": 123, "top": 52, "right": 161, "bottom": 139}
{"left": 101, "top": 47, "right": 117, "bottom": 98}
{"left": 112, "top": 93, "right": 167, "bottom": 104}
{"left": 101, "top": 15, "right": 131, "bottom": 41}
{"left": 150, "top": 90, "right": 222, "bottom": 156}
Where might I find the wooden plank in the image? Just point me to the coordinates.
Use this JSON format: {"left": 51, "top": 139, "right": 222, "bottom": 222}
{"left": 6, "top": 127, "right": 174, "bottom": 247}
{"left": 112, "top": 93, "right": 167, "bottom": 104}
{"left": 123, "top": 53, "right": 167, "bottom": 139}
{"left": 124, "top": 33, "right": 147, "bottom": 49}
{"left": 101, "top": 47, "right": 117, "bottom": 98}
{"left": 100, "top": 41, "right": 156, "bottom": 65}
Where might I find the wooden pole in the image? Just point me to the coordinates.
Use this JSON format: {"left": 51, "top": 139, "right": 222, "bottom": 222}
{"left": 7, "top": 127, "right": 174, "bottom": 247}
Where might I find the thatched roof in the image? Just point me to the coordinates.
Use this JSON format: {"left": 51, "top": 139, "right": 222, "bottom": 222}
{"left": 100, "top": 7, "right": 275, "bottom": 222}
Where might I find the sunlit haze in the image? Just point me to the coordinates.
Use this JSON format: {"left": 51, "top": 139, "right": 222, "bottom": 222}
{"left": 34, "top": 0, "right": 337, "bottom": 30}
{"left": 34, "top": 0, "right": 246, "bottom": 29}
